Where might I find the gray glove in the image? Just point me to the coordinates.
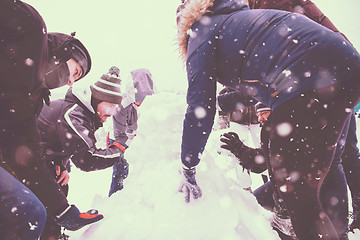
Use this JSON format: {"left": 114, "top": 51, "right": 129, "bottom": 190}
{"left": 178, "top": 167, "right": 202, "bottom": 203}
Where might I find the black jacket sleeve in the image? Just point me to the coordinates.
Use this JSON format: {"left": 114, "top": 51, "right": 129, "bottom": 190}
{"left": 235, "top": 144, "right": 268, "bottom": 174}
{"left": 59, "top": 104, "right": 121, "bottom": 172}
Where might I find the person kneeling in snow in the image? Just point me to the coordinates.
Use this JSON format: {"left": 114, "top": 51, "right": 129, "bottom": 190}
{"left": 37, "top": 66, "right": 125, "bottom": 239}
{"left": 220, "top": 102, "right": 297, "bottom": 240}
{"left": 108, "top": 68, "right": 155, "bottom": 197}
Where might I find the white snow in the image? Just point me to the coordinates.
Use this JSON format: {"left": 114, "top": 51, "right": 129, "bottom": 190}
{"left": 66, "top": 93, "right": 278, "bottom": 239}
{"left": 65, "top": 92, "right": 360, "bottom": 239}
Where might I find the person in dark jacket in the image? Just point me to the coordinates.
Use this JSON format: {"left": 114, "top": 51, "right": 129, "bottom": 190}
{"left": 37, "top": 67, "right": 126, "bottom": 239}
{"left": 0, "top": 0, "right": 101, "bottom": 238}
{"left": 108, "top": 68, "right": 155, "bottom": 197}
{"left": 220, "top": 102, "right": 298, "bottom": 239}
{"left": 176, "top": 0, "right": 360, "bottom": 239}
{"left": 220, "top": 0, "right": 360, "bottom": 236}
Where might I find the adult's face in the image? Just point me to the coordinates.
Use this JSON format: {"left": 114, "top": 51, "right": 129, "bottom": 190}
{"left": 257, "top": 110, "right": 271, "bottom": 125}
{"left": 96, "top": 102, "right": 117, "bottom": 123}
{"left": 66, "top": 58, "right": 83, "bottom": 86}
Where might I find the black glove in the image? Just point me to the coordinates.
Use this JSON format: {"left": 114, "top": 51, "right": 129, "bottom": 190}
{"left": 108, "top": 156, "right": 129, "bottom": 197}
{"left": 179, "top": 167, "right": 202, "bottom": 203}
{"left": 220, "top": 132, "right": 245, "bottom": 157}
{"left": 56, "top": 205, "right": 103, "bottom": 231}
{"left": 220, "top": 132, "right": 256, "bottom": 171}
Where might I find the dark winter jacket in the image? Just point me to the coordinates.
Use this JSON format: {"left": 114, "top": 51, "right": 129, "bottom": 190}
{"left": 248, "top": 0, "right": 349, "bottom": 42}
{"left": 219, "top": 0, "right": 353, "bottom": 114}
{"left": 0, "top": 0, "right": 69, "bottom": 214}
{"left": 0, "top": 0, "right": 50, "bottom": 127}
{"left": 177, "top": 0, "right": 360, "bottom": 168}
{"left": 37, "top": 88, "right": 122, "bottom": 172}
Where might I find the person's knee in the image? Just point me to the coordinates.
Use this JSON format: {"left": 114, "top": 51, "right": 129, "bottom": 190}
{"left": 27, "top": 199, "right": 47, "bottom": 234}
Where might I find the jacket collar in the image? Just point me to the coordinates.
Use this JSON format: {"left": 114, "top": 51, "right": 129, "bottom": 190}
{"left": 66, "top": 85, "right": 95, "bottom": 114}
{"left": 176, "top": 0, "right": 249, "bottom": 63}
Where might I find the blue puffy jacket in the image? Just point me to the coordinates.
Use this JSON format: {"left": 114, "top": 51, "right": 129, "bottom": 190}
{"left": 177, "top": 0, "right": 360, "bottom": 168}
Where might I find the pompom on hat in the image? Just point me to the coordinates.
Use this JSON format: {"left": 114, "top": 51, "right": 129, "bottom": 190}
{"left": 90, "top": 66, "right": 123, "bottom": 104}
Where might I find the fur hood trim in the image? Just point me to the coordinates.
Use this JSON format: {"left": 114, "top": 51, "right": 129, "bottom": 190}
{"left": 177, "top": 0, "right": 215, "bottom": 63}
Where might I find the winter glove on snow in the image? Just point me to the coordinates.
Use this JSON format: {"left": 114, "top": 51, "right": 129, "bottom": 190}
{"left": 220, "top": 132, "right": 256, "bottom": 171}
{"left": 220, "top": 132, "right": 245, "bottom": 156}
{"left": 56, "top": 205, "right": 103, "bottom": 231}
{"left": 108, "top": 156, "right": 129, "bottom": 197}
{"left": 179, "top": 167, "right": 202, "bottom": 203}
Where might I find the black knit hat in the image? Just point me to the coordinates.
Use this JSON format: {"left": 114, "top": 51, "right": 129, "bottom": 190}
{"left": 255, "top": 102, "right": 271, "bottom": 113}
{"left": 47, "top": 32, "right": 91, "bottom": 80}
{"left": 90, "top": 66, "right": 122, "bottom": 104}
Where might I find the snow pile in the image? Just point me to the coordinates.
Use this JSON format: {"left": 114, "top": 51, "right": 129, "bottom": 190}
{"left": 67, "top": 92, "right": 278, "bottom": 240}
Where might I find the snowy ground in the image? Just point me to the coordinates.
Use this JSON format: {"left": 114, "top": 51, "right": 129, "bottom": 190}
{"left": 64, "top": 92, "right": 360, "bottom": 240}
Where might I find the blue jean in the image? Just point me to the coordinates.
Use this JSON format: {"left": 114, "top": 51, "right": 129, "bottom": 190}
{"left": 0, "top": 166, "right": 46, "bottom": 239}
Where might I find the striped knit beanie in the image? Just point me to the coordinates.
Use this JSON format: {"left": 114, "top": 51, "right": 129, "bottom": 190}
{"left": 255, "top": 102, "right": 271, "bottom": 113}
{"left": 90, "top": 66, "right": 123, "bottom": 104}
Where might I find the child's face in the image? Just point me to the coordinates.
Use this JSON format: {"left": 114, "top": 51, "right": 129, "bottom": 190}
{"left": 97, "top": 102, "right": 117, "bottom": 123}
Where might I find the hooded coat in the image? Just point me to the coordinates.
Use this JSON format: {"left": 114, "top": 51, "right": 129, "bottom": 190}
{"left": 0, "top": 0, "right": 70, "bottom": 215}
{"left": 177, "top": 0, "right": 360, "bottom": 168}
{"left": 112, "top": 68, "right": 154, "bottom": 146}
{"left": 37, "top": 87, "right": 122, "bottom": 172}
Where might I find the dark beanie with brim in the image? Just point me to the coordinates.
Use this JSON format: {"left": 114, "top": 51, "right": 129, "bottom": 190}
{"left": 90, "top": 67, "right": 123, "bottom": 104}
{"left": 255, "top": 102, "right": 271, "bottom": 113}
{"left": 48, "top": 32, "right": 91, "bottom": 79}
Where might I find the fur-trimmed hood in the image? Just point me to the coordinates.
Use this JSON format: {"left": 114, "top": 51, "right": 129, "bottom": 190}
{"left": 176, "top": 0, "right": 249, "bottom": 62}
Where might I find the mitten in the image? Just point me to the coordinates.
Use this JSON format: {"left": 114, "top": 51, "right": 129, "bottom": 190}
{"left": 108, "top": 156, "right": 129, "bottom": 197}
{"left": 178, "top": 167, "right": 202, "bottom": 203}
{"left": 220, "top": 132, "right": 245, "bottom": 157}
{"left": 56, "top": 205, "right": 103, "bottom": 231}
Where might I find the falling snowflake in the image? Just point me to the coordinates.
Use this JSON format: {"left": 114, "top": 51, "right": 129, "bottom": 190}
{"left": 194, "top": 106, "right": 207, "bottom": 119}
{"left": 345, "top": 108, "right": 352, "bottom": 113}
{"left": 200, "top": 16, "right": 211, "bottom": 25}
{"left": 292, "top": 39, "right": 298, "bottom": 44}
{"left": 254, "top": 155, "right": 265, "bottom": 165}
{"left": 282, "top": 69, "right": 292, "bottom": 77}
{"left": 239, "top": 50, "right": 245, "bottom": 55}
{"left": 11, "top": 207, "right": 18, "bottom": 213}
{"left": 66, "top": 133, "right": 72, "bottom": 139}
{"left": 28, "top": 222, "right": 38, "bottom": 231}
{"left": 304, "top": 71, "right": 311, "bottom": 77}
{"left": 25, "top": 58, "right": 34, "bottom": 67}
{"left": 279, "top": 185, "right": 287, "bottom": 192}
{"left": 276, "top": 122, "right": 293, "bottom": 137}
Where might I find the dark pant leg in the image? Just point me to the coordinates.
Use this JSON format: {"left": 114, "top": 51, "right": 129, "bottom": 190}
{"left": 0, "top": 166, "right": 47, "bottom": 240}
{"left": 268, "top": 81, "right": 360, "bottom": 240}
{"left": 0, "top": 120, "right": 69, "bottom": 216}
{"left": 253, "top": 181, "right": 275, "bottom": 211}
{"left": 342, "top": 112, "right": 360, "bottom": 210}
{"left": 41, "top": 183, "right": 69, "bottom": 240}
